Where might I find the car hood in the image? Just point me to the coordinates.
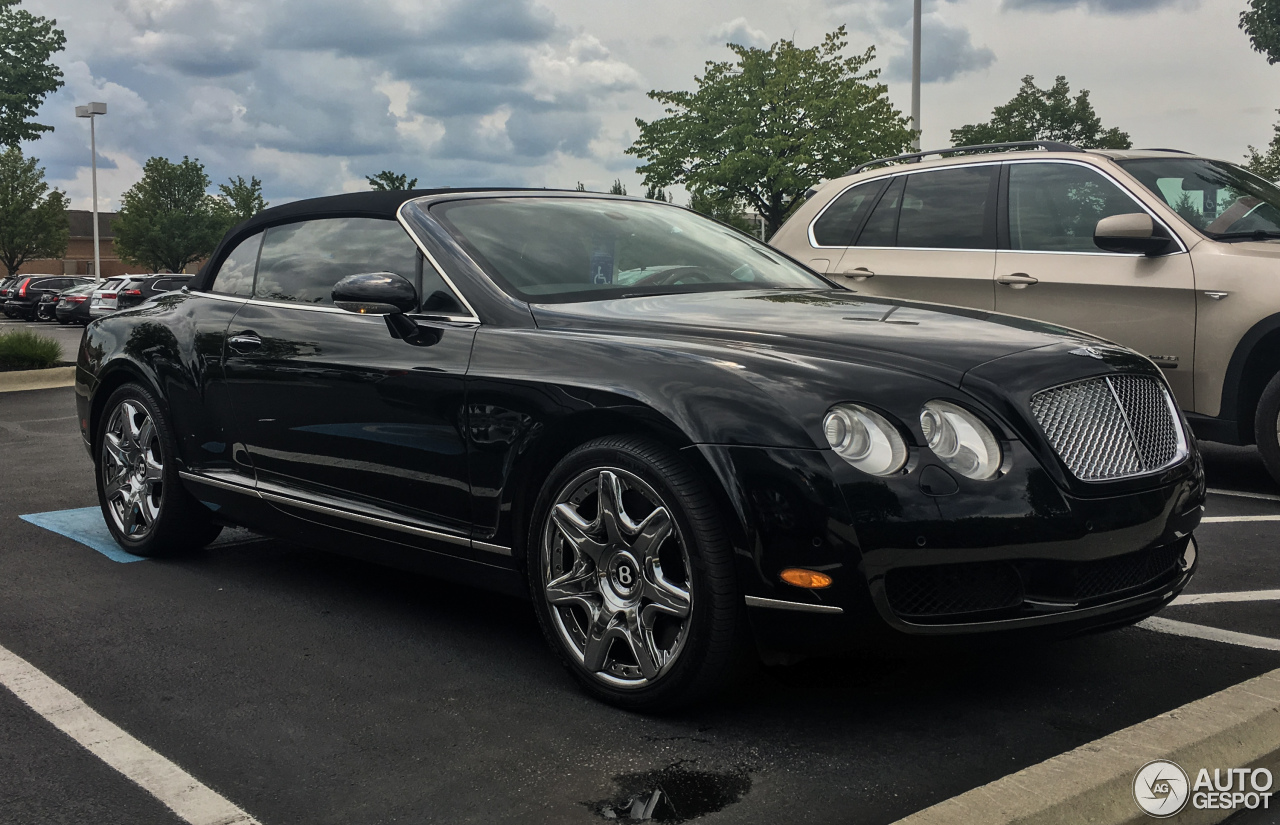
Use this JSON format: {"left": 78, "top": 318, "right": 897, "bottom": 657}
{"left": 530, "top": 289, "right": 1102, "bottom": 386}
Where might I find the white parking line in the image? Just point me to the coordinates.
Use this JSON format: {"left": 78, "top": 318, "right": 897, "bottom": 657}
{"left": 0, "top": 642, "right": 260, "bottom": 825}
{"left": 1138, "top": 616, "right": 1280, "bottom": 652}
{"left": 1201, "top": 514, "right": 1280, "bottom": 522}
{"left": 1207, "top": 487, "right": 1280, "bottom": 502}
{"left": 1170, "top": 589, "right": 1280, "bottom": 605}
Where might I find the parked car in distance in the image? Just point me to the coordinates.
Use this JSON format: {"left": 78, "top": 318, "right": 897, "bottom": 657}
{"left": 3, "top": 275, "right": 92, "bottom": 321}
{"left": 0, "top": 276, "right": 19, "bottom": 315}
{"left": 771, "top": 140, "right": 1280, "bottom": 485}
{"left": 78, "top": 189, "right": 1203, "bottom": 711}
{"left": 52, "top": 283, "right": 97, "bottom": 325}
{"left": 88, "top": 274, "right": 191, "bottom": 318}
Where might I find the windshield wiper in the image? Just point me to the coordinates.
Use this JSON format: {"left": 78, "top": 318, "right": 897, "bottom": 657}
{"left": 1210, "top": 230, "right": 1280, "bottom": 241}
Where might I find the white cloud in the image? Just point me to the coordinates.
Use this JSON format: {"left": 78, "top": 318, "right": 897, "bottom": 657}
{"left": 707, "top": 17, "right": 770, "bottom": 49}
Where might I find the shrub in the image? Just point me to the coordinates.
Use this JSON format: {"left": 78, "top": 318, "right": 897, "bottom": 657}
{"left": 0, "top": 329, "right": 62, "bottom": 370}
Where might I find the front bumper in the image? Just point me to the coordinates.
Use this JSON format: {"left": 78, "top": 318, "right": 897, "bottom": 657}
{"left": 697, "top": 442, "right": 1204, "bottom": 654}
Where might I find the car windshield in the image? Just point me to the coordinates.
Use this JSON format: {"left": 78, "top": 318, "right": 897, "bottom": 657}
{"left": 1118, "top": 157, "right": 1280, "bottom": 240}
{"left": 430, "top": 197, "right": 828, "bottom": 302}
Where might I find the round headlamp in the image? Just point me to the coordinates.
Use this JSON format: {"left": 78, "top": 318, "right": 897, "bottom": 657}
{"left": 919, "top": 400, "right": 1003, "bottom": 481}
{"left": 823, "top": 404, "right": 908, "bottom": 476}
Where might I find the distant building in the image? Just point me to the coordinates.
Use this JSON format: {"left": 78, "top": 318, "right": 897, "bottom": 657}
{"left": 20, "top": 210, "right": 199, "bottom": 278}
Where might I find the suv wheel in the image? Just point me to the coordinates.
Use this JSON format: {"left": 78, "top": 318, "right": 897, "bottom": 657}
{"left": 1255, "top": 372, "right": 1280, "bottom": 486}
{"left": 95, "top": 383, "right": 222, "bottom": 556}
{"left": 527, "top": 435, "right": 747, "bottom": 711}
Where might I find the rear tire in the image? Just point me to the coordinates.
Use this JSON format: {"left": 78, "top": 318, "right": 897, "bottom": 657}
{"left": 94, "top": 383, "right": 222, "bottom": 557}
{"left": 1256, "top": 372, "right": 1280, "bottom": 487}
{"left": 527, "top": 435, "right": 747, "bottom": 712}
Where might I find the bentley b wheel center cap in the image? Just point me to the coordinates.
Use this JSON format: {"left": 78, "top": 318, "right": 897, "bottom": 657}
{"left": 606, "top": 553, "right": 641, "bottom": 598}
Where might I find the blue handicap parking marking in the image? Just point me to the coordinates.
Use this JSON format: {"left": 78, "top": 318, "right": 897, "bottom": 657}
{"left": 19, "top": 507, "right": 148, "bottom": 563}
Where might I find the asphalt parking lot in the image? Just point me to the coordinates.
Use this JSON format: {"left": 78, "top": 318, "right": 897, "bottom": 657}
{"left": 1, "top": 385, "right": 1278, "bottom": 825}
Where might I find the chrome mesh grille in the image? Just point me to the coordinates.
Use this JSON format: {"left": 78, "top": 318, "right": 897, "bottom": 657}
{"left": 1030, "top": 375, "right": 1184, "bottom": 481}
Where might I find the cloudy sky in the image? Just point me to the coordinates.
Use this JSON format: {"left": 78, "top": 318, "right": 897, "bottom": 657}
{"left": 26, "top": 0, "right": 1275, "bottom": 211}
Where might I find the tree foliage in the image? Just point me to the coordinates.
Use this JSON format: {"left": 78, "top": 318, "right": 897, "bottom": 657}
{"left": 218, "top": 175, "right": 268, "bottom": 221}
{"left": 114, "top": 156, "right": 229, "bottom": 273}
{"left": 627, "top": 27, "right": 914, "bottom": 236}
{"left": 608, "top": 178, "right": 627, "bottom": 195}
{"left": 688, "top": 187, "right": 757, "bottom": 235}
{"left": 0, "top": 0, "right": 65, "bottom": 145}
{"left": 950, "top": 75, "right": 1131, "bottom": 150}
{"left": 644, "top": 184, "right": 669, "bottom": 202}
{"left": 0, "top": 146, "right": 66, "bottom": 275}
{"left": 1241, "top": 0, "right": 1280, "bottom": 64}
{"left": 1246, "top": 113, "right": 1280, "bottom": 182}
{"left": 366, "top": 170, "right": 418, "bottom": 190}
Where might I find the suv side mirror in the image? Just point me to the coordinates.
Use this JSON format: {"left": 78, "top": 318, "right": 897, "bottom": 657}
{"left": 332, "top": 272, "right": 417, "bottom": 315}
{"left": 1094, "top": 213, "right": 1173, "bottom": 256}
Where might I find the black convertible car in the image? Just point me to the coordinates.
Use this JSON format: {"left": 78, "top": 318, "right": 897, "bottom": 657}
{"left": 76, "top": 189, "right": 1204, "bottom": 710}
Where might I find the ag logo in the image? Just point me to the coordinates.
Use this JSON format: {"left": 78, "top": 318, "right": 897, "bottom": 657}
{"left": 1134, "top": 760, "right": 1190, "bottom": 817}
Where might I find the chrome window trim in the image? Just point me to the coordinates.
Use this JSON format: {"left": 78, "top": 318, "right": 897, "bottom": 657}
{"left": 805, "top": 157, "right": 1189, "bottom": 256}
{"left": 178, "top": 470, "right": 512, "bottom": 556}
{"left": 187, "top": 290, "right": 250, "bottom": 304}
{"left": 188, "top": 291, "right": 477, "bottom": 324}
{"left": 806, "top": 160, "right": 1003, "bottom": 250}
{"left": 744, "top": 595, "right": 844, "bottom": 614}
{"left": 396, "top": 201, "right": 482, "bottom": 324}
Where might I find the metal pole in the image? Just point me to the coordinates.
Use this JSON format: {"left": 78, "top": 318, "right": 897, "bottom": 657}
{"left": 90, "top": 114, "right": 101, "bottom": 282}
{"left": 912, "top": 0, "right": 922, "bottom": 151}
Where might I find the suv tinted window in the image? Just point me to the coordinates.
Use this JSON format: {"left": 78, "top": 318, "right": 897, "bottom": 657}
{"left": 211, "top": 233, "right": 262, "bottom": 297}
{"left": 255, "top": 218, "right": 418, "bottom": 305}
{"left": 812, "top": 180, "right": 885, "bottom": 247}
{"left": 857, "top": 176, "right": 905, "bottom": 247}
{"left": 1008, "top": 163, "right": 1145, "bottom": 252}
{"left": 896, "top": 166, "right": 997, "bottom": 249}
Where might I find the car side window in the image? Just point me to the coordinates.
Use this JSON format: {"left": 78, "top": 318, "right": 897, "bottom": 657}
{"left": 255, "top": 218, "right": 419, "bottom": 306}
{"left": 211, "top": 232, "right": 263, "bottom": 297}
{"left": 1008, "top": 163, "right": 1146, "bottom": 253}
{"left": 896, "top": 166, "right": 997, "bottom": 249}
{"left": 856, "top": 176, "right": 905, "bottom": 247}
{"left": 811, "top": 180, "right": 886, "bottom": 247}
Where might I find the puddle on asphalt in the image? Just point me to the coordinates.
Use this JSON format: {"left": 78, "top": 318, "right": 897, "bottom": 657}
{"left": 588, "top": 763, "right": 751, "bottom": 823}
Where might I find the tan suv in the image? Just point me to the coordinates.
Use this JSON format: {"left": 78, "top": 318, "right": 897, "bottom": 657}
{"left": 771, "top": 141, "right": 1280, "bottom": 483}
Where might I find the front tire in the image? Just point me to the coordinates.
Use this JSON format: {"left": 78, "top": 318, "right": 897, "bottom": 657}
{"left": 95, "top": 383, "right": 222, "bottom": 556}
{"left": 1255, "top": 372, "right": 1280, "bottom": 486}
{"left": 527, "top": 435, "right": 746, "bottom": 711}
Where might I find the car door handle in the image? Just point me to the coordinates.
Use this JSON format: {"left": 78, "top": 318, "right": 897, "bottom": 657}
{"left": 844, "top": 267, "right": 875, "bottom": 281}
{"left": 228, "top": 332, "right": 262, "bottom": 352}
{"left": 996, "top": 273, "right": 1039, "bottom": 289}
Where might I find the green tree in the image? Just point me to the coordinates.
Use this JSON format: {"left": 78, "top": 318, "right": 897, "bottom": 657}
{"left": 1245, "top": 112, "right": 1280, "bottom": 181}
{"left": 574, "top": 181, "right": 586, "bottom": 191}
{"left": 0, "top": 146, "right": 67, "bottom": 275}
{"left": 627, "top": 27, "right": 913, "bottom": 237}
{"left": 217, "top": 175, "right": 267, "bottom": 221}
{"left": 608, "top": 178, "right": 627, "bottom": 195}
{"left": 1242, "top": 0, "right": 1280, "bottom": 63}
{"left": 114, "top": 156, "right": 228, "bottom": 273}
{"left": 366, "top": 170, "right": 418, "bottom": 190}
{"left": 0, "top": 1, "right": 65, "bottom": 145}
{"left": 950, "top": 75, "right": 1131, "bottom": 150}
{"left": 688, "top": 187, "right": 757, "bottom": 235}
{"left": 644, "top": 184, "right": 669, "bottom": 202}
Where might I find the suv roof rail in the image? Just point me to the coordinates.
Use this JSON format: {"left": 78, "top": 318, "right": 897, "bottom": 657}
{"left": 1138, "top": 148, "right": 1192, "bottom": 154}
{"left": 847, "top": 140, "right": 1084, "bottom": 175}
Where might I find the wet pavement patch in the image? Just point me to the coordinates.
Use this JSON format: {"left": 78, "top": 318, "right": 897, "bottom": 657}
{"left": 588, "top": 762, "right": 751, "bottom": 823}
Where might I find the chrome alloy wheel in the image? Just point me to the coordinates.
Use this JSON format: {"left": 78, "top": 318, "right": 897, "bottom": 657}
{"left": 541, "top": 467, "right": 693, "bottom": 688}
{"left": 101, "top": 399, "right": 164, "bottom": 539}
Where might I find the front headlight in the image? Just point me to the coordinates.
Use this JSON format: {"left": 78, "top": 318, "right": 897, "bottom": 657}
{"left": 919, "top": 400, "right": 1003, "bottom": 480}
{"left": 823, "top": 404, "right": 908, "bottom": 476}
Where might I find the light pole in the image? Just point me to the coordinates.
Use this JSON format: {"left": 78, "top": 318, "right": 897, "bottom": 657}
{"left": 911, "top": 0, "right": 921, "bottom": 150}
{"left": 74, "top": 102, "right": 107, "bottom": 281}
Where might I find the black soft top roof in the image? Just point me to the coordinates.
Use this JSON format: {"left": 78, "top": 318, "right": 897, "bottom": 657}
{"left": 192, "top": 187, "right": 535, "bottom": 291}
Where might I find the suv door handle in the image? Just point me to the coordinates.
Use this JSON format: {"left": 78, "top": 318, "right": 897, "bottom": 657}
{"left": 228, "top": 332, "right": 262, "bottom": 352}
{"left": 996, "top": 273, "right": 1039, "bottom": 289}
{"left": 844, "top": 267, "right": 875, "bottom": 281}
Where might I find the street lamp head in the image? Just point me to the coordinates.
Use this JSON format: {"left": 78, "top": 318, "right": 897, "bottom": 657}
{"left": 75, "top": 102, "right": 107, "bottom": 117}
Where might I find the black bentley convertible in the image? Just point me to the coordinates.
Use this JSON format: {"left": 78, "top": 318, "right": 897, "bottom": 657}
{"left": 76, "top": 189, "right": 1204, "bottom": 710}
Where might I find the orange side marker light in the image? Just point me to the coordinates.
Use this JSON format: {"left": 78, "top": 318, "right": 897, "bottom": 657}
{"left": 779, "top": 568, "right": 833, "bottom": 589}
